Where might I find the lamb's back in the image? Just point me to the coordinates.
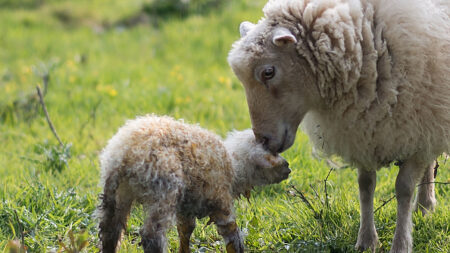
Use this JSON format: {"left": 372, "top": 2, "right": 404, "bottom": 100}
{"left": 100, "top": 115, "right": 234, "bottom": 210}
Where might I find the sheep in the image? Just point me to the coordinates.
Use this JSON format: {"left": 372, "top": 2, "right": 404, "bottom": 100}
{"left": 97, "top": 115, "right": 291, "bottom": 253}
{"left": 227, "top": 0, "right": 450, "bottom": 252}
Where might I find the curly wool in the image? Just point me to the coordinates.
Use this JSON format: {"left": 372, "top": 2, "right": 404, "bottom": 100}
{"left": 99, "top": 115, "right": 233, "bottom": 206}
{"left": 97, "top": 115, "right": 290, "bottom": 252}
{"left": 248, "top": 0, "right": 450, "bottom": 169}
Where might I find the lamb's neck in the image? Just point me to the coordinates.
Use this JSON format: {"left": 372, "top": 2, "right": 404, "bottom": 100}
{"left": 231, "top": 167, "right": 253, "bottom": 199}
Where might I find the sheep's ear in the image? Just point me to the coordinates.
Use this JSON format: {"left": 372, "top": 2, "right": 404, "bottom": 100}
{"left": 240, "top": 21, "right": 255, "bottom": 37}
{"left": 272, "top": 27, "right": 297, "bottom": 46}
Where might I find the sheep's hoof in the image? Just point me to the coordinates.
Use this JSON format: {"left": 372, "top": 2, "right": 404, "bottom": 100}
{"left": 389, "top": 241, "right": 412, "bottom": 253}
{"left": 355, "top": 231, "right": 379, "bottom": 252}
{"left": 414, "top": 199, "right": 436, "bottom": 216}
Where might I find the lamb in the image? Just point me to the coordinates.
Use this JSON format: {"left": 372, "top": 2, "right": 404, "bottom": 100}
{"left": 227, "top": 0, "right": 450, "bottom": 252}
{"left": 97, "top": 115, "right": 291, "bottom": 253}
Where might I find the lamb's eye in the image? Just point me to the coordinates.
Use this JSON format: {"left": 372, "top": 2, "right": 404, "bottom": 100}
{"left": 261, "top": 66, "right": 276, "bottom": 82}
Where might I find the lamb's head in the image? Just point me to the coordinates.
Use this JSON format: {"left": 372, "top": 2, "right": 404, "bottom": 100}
{"left": 225, "top": 129, "right": 291, "bottom": 197}
{"left": 228, "top": 0, "right": 365, "bottom": 153}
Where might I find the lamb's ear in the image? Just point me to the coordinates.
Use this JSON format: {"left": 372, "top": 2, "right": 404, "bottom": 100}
{"left": 252, "top": 154, "right": 272, "bottom": 169}
{"left": 240, "top": 21, "right": 255, "bottom": 37}
{"left": 252, "top": 154, "right": 283, "bottom": 169}
{"left": 272, "top": 27, "right": 297, "bottom": 46}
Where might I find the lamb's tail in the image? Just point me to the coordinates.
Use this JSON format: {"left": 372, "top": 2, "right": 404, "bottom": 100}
{"left": 97, "top": 168, "right": 130, "bottom": 253}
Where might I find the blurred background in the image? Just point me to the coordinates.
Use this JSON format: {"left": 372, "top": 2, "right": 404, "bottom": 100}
{"left": 0, "top": 1, "right": 448, "bottom": 252}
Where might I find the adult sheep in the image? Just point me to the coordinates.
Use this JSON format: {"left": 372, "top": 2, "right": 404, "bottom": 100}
{"left": 228, "top": 0, "right": 450, "bottom": 252}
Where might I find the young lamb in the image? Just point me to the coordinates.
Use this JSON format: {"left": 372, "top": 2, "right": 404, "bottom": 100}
{"left": 228, "top": 0, "right": 449, "bottom": 252}
{"left": 97, "top": 115, "right": 291, "bottom": 253}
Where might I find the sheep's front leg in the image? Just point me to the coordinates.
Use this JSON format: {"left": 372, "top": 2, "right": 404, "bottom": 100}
{"left": 355, "top": 168, "right": 378, "bottom": 252}
{"left": 177, "top": 215, "right": 196, "bottom": 253}
{"left": 414, "top": 161, "right": 437, "bottom": 215}
{"left": 213, "top": 212, "right": 244, "bottom": 253}
{"left": 391, "top": 158, "right": 427, "bottom": 253}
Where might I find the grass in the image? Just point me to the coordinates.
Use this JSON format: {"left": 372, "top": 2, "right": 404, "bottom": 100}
{"left": 0, "top": 0, "right": 449, "bottom": 252}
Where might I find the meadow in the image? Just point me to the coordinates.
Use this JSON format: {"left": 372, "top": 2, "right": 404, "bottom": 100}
{"left": 0, "top": 0, "right": 448, "bottom": 252}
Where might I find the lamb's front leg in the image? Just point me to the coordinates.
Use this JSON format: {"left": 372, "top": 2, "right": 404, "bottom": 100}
{"left": 176, "top": 215, "right": 196, "bottom": 253}
{"left": 391, "top": 158, "right": 427, "bottom": 253}
{"left": 355, "top": 168, "right": 378, "bottom": 252}
{"left": 212, "top": 212, "right": 244, "bottom": 253}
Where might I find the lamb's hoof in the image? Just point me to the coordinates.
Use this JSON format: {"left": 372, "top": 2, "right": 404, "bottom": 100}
{"left": 355, "top": 231, "right": 379, "bottom": 252}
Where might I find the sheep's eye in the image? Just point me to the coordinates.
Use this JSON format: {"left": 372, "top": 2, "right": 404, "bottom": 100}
{"left": 261, "top": 66, "right": 276, "bottom": 82}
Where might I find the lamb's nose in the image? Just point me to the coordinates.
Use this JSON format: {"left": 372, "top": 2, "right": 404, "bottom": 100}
{"left": 284, "top": 167, "right": 291, "bottom": 175}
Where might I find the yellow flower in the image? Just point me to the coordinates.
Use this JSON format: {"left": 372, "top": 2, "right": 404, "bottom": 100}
{"left": 219, "top": 76, "right": 232, "bottom": 89}
{"left": 22, "top": 66, "right": 31, "bottom": 74}
{"left": 175, "top": 97, "right": 183, "bottom": 104}
{"left": 174, "top": 96, "right": 191, "bottom": 105}
{"left": 5, "top": 82, "right": 12, "bottom": 93}
{"left": 108, "top": 88, "right": 117, "bottom": 97}
{"left": 96, "top": 84, "right": 117, "bottom": 97}
{"left": 170, "top": 65, "right": 182, "bottom": 78}
{"left": 66, "top": 60, "right": 77, "bottom": 70}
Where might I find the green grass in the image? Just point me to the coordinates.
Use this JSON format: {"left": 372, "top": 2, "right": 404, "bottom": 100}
{"left": 0, "top": 0, "right": 449, "bottom": 252}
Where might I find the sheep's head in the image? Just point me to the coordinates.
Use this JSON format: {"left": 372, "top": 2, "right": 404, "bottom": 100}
{"left": 225, "top": 130, "right": 291, "bottom": 197}
{"left": 228, "top": 19, "right": 320, "bottom": 154}
{"left": 228, "top": 0, "right": 364, "bottom": 153}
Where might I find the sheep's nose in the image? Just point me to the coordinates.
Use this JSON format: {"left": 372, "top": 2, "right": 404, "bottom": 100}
{"left": 254, "top": 132, "right": 271, "bottom": 149}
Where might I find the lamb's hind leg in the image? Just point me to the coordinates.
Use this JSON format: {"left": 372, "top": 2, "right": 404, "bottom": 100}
{"left": 140, "top": 203, "right": 176, "bottom": 253}
{"left": 415, "top": 161, "right": 437, "bottom": 215}
{"left": 355, "top": 168, "right": 378, "bottom": 252}
{"left": 140, "top": 182, "right": 179, "bottom": 253}
{"left": 177, "top": 215, "right": 196, "bottom": 253}
{"left": 391, "top": 157, "right": 428, "bottom": 253}
{"left": 99, "top": 181, "right": 134, "bottom": 253}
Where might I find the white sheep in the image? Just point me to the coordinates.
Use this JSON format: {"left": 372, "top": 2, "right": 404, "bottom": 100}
{"left": 97, "top": 115, "right": 291, "bottom": 253}
{"left": 228, "top": 0, "right": 450, "bottom": 252}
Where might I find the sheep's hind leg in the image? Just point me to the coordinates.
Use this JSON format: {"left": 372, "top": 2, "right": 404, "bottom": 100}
{"left": 391, "top": 157, "right": 428, "bottom": 253}
{"left": 355, "top": 168, "right": 379, "bottom": 252}
{"left": 177, "top": 215, "right": 196, "bottom": 253}
{"left": 414, "top": 160, "right": 437, "bottom": 215}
